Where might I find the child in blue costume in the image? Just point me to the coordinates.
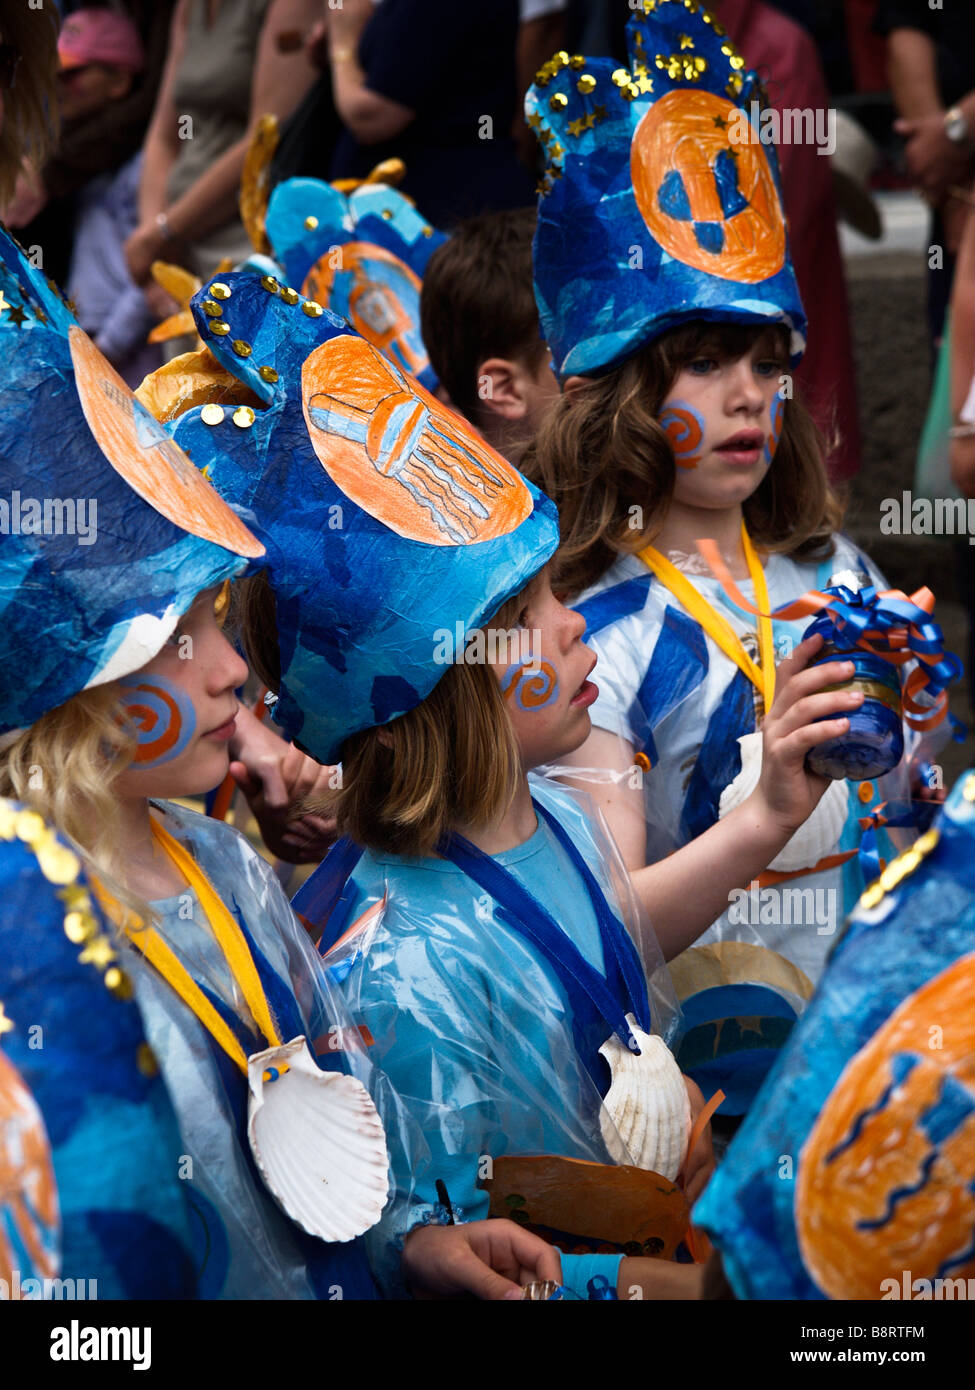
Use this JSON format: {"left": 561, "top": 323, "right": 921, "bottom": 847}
{"left": 0, "top": 804, "right": 197, "bottom": 1299}
{"left": 520, "top": 3, "right": 939, "bottom": 1118}
{"left": 166, "top": 264, "right": 863, "bottom": 1296}
{"left": 0, "top": 228, "right": 555, "bottom": 1301}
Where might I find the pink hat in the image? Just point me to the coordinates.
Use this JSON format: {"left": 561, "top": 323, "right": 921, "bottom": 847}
{"left": 59, "top": 8, "right": 145, "bottom": 74}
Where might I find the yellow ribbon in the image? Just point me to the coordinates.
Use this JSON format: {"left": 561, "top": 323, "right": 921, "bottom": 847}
{"left": 639, "top": 523, "right": 776, "bottom": 715}
{"left": 95, "top": 818, "right": 283, "bottom": 1076}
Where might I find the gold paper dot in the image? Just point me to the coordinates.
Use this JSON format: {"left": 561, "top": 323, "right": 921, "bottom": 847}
{"left": 260, "top": 275, "right": 280, "bottom": 293}
{"left": 304, "top": 215, "right": 319, "bottom": 230}
{"left": 381, "top": 209, "right": 393, "bottom": 220}
{"left": 612, "top": 68, "right": 631, "bottom": 87}
{"left": 280, "top": 287, "right": 300, "bottom": 305}
{"left": 258, "top": 365, "right": 278, "bottom": 384}
{"left": 301, "top": 300, "right": 323, "bottom": 317}
{"left": 210, "top": 282, "right": 231, "bottom": 301}
{"left": 210, "top": 321, "right": 230, "bottom": 336}
{"left": 64, "top": 910, "right": 96, "bottom": 945}
{"left": 201, "top": 403, "right": 225, "bottom": 426}
{"left": 201, "top": 300, "right": 223, "bottom": 318}
{"left": 549, "top": 92, "right": 568, "bottom": 110}
{"left": 577, "top": 74, "right": 596, "bottom": 94}
{"left": 136, "top": 1042, "right": 159, "bottom": 1077}
{"left": 233, "top": 405, "right": 255, "bottom": 428}
{"left": 104, "top": 966, "right": 134, "bottom": 1000}
{"left": 232, "top": 340, "right": 252, "bottom": 358}
{"left": 15, "top": 810, "right": 46, "bottom": 844}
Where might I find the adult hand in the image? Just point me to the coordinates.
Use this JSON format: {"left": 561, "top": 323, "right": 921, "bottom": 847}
{"left": 125, "top": 221, "right": 169, "bottom": 287}
{"left": 402, "top": 1219, "right": 563, "bottom": 1300}
{"left": 895, "top": 114, "right": 973, "bottom": 204}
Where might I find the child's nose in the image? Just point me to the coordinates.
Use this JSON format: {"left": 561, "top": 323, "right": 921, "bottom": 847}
{"left": 209, "top": 633, "right": 250, "bottom": 694}
{"left": 727, "top": 361, "right": 765, "bottom": 412}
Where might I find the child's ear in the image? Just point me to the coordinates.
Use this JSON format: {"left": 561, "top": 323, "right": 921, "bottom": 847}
{"left": 474, "top": 358, "right": 528, "bottom": 421}
{"left": 561, "top": 375, "right": 590, "bottom": 402}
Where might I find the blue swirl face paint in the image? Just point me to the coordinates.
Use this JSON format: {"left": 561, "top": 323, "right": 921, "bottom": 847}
{"left": 658, "top": 398, "right": 706, "bottom": 469}
{"left": 500, "top": 659, "right": 560, "bottom": 712}
{"left": 118, "top": 674, "right": 196, "bottom": 769}
{"left": 764, "top": 391, "right": 785, "bottom": 467}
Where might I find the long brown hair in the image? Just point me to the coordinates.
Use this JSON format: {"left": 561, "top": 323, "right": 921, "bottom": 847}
{"left": 522, "top": 321, "right": 843, "bottom": 598}
{"left": 0, "top": 3, "right": 60, "bottom": 205}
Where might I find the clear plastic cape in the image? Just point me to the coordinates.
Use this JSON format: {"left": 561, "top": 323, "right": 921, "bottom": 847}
{"left": 309, "top": 776, "right": 682, "bottom": 1293}
{"left": 121, "top": 801, "right": 423, "bottom": 1299}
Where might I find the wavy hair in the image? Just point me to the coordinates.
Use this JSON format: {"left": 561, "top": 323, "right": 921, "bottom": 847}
{"left": 521, "top": 321, "right": 844, "bottom": 598}
{"left": 0, "top": 3, "right": 60, "bottom": 205}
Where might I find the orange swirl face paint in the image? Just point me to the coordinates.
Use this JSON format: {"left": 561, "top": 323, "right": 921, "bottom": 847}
{"left": 659, "top": 399, "right": 705, "bottom": 469}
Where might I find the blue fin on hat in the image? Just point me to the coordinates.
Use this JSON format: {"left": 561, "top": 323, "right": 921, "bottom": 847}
{"left": 264, "top": 176, "right": 447, "bottom": 392}
{"left": 528, "top": 0, "right": 807, "bottom": 379}
{"left": 0, "top": 228, "right": 264, "bottom": 735}
{"left": 0, "top": 801, "right": 196, "bottom": 1296}
{"left": 171, "top": 271, "right": 559, "bottom": 763}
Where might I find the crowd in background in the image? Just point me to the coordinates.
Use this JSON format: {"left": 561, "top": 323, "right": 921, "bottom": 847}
{"left": 2, "top": 0, "right": 975, "bottom": 483}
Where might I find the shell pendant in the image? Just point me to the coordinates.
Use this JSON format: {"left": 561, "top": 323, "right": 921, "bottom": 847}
{"left": 599, "top": 1015, "right": 691, "bottom": 1182}
{"left": 246, "top": 1035, "right": 389, "bottom": 1243}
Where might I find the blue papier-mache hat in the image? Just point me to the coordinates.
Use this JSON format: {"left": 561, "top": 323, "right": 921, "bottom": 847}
{"left": 0, "top": 227, "right": 264, "bottom": 736}
{"left": 694, "top": 773, "right": 975, "bottom": 1300}
{"left": 0, "top": 801, "right": 197, "bottom": 1296}
{"left": 528, "top": 0, "right": 807, "bottom": 379}
{"left": 168, "top": 270, "right": 559, "bottom": 764}
{"left": 263, "top": 174, "right": 447, "bottom": 393}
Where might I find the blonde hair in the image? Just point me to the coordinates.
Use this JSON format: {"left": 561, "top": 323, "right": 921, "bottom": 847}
{"left": 236, "top": 572, "right": 524, "bottom": 857}
{"left": 0, "top": 4, "right": 60, "bottom": 205}
{"left": 0, "top": 683, "right": 146, "bottom": 919}
{"left": 521, "top": 322, "right": 844, "bottom": 599}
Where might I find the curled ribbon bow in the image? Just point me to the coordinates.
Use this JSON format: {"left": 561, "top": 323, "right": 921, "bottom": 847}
{"left": 696, "top": 539, "right": 962, "bottom": 732}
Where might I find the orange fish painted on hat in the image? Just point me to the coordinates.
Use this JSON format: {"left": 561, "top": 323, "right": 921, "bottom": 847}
{"left": 796, "top": 952, "right": 975, "bottom": 1299}
{"left": 303, "top": 335, "right": 533, "bottom": 546}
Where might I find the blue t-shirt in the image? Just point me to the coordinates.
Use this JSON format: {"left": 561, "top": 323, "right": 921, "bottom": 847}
{"left": 300, "top": 778, "right": 680, "bottom": 1293}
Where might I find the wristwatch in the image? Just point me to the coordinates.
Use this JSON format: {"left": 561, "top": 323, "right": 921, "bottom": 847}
{"left": 944, "top": 106, "right": 972, "bottom": 147}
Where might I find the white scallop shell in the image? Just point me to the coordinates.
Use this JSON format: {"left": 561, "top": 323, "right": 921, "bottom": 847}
{"left": 247, "top": 1035, "right": 389, "bottom": 1243}
{"left": 718, "top": 731, "right": 849, "bottom": 872}
{"left": 598, "top": 1015, "right": 691, "bottom": 1182}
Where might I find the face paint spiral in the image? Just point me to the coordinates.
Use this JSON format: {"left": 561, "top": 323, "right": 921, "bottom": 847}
{"left": 659, "top": 400, "right": 705, "bottom": 469}
{"left": 118, "top": 676, "right": 196, "bottom": 768}
{"left": 500, "top": 660, "right": 559, "bottom": 712}
{"left": 764, "top": 392, "right": 785, "bottom": 467}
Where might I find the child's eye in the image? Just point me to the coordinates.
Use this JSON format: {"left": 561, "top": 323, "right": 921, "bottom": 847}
{"left": 754, "top": 359, "right": 780, "bottom": 378}
{"left": 687, "top": 358, "right": 716, "bottom": 375}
